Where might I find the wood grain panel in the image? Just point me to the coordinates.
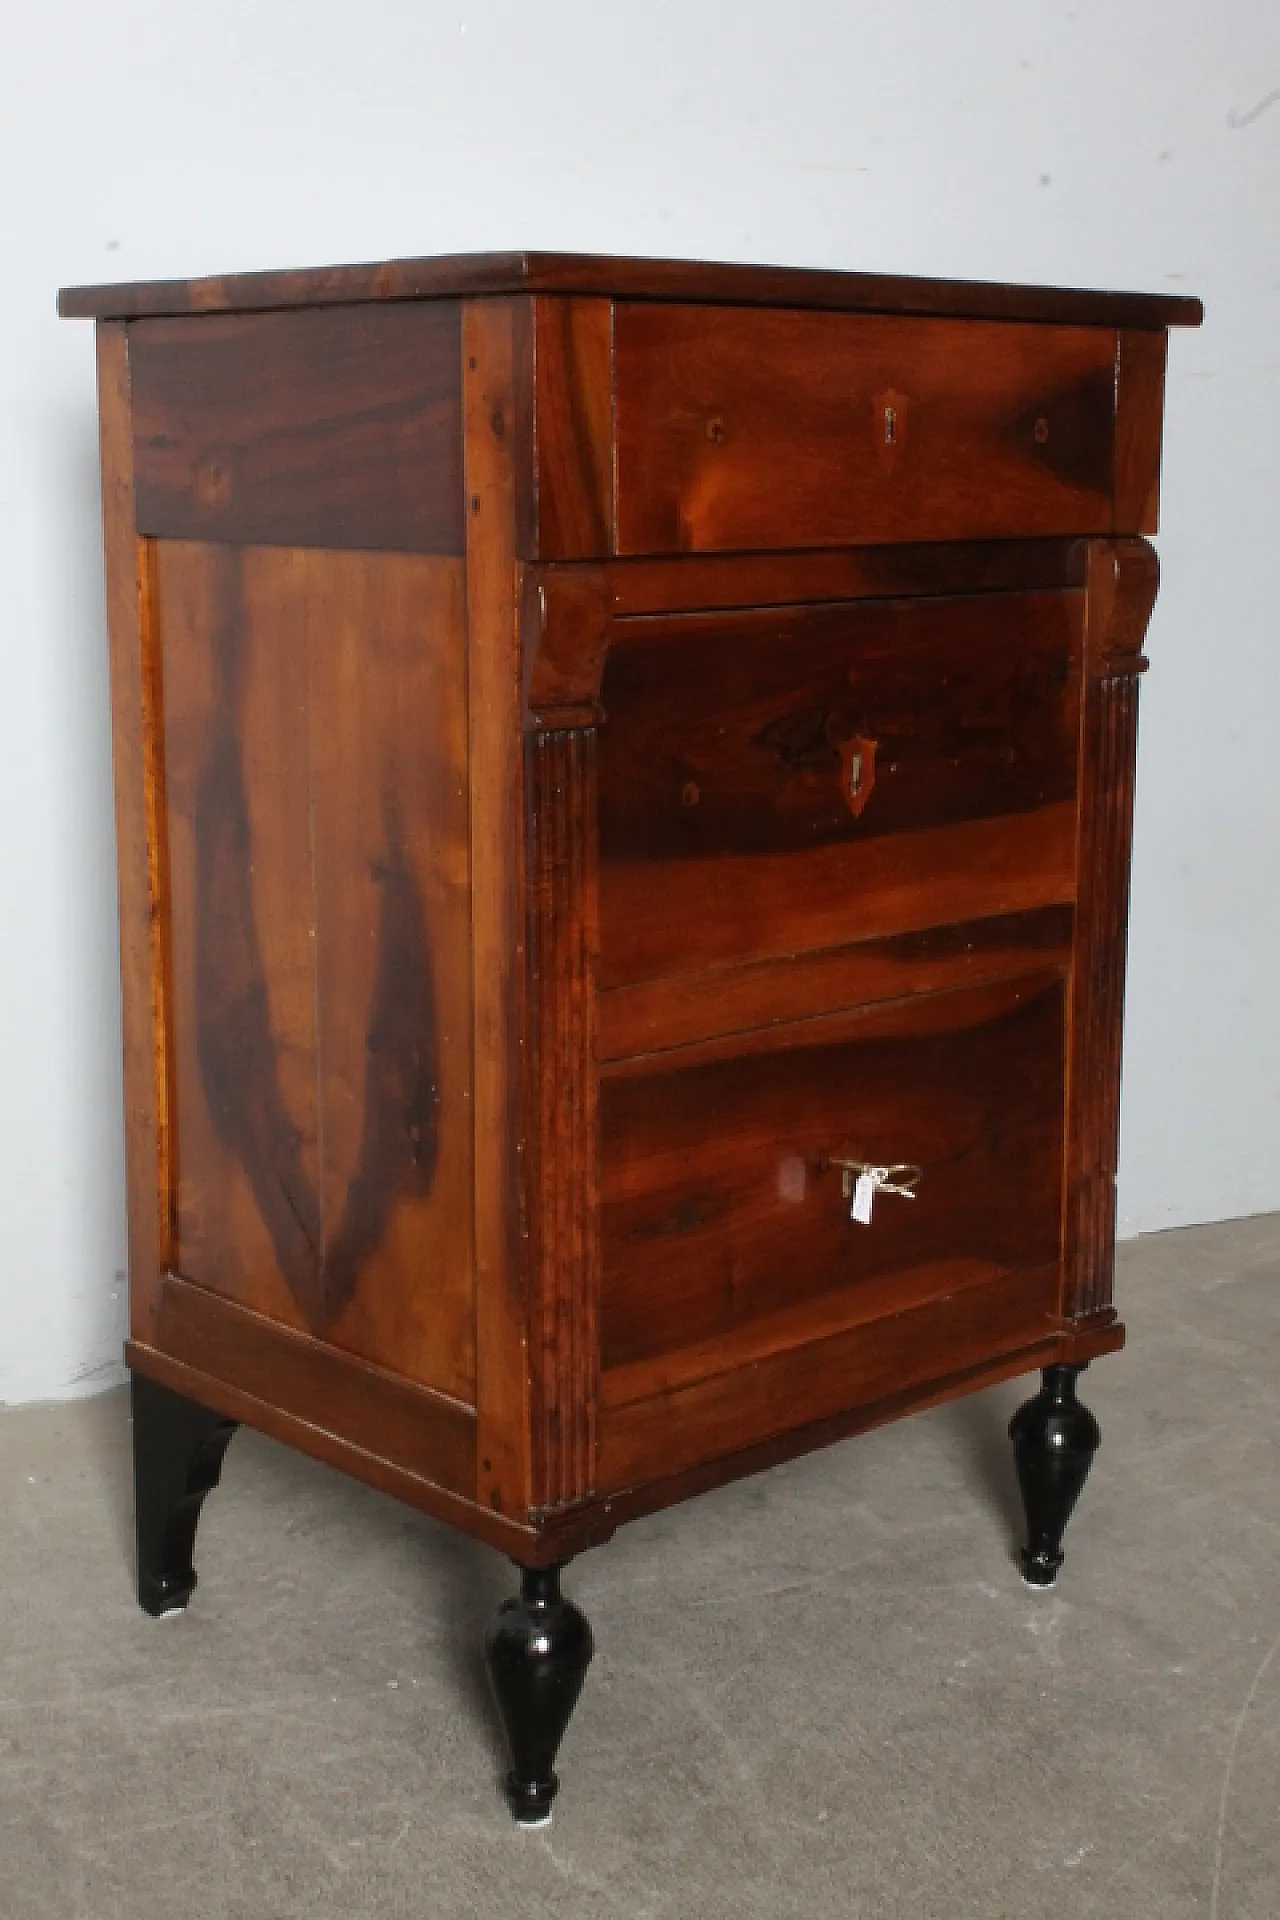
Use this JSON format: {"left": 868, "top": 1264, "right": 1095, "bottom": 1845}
{"left": 1114, "top": 331, "right": 1168, "bottom": 534}
{"left": 526, "top": 729, "right": 601, "bottom": 1507}
{"left": 1063, "top": 539, "right": 1158, "bottom": 1320}
{"left": 615, "top": 306, "right": 1117, "bottom": 555}
{"left": 599, "top": 906, "right": 1074, "bottom": 1061}
{"left": 153, "top": 1271, "right": 476, "bottom": 1496}
{"left": 463, "top": 300, "right": 533, "bottom": 1519}
{"left": 603, "top": 538, "right": 1092, "bottom": 617}
{"left": 595, "top": 1321, "right": 1119, "bottom": 1527}
{"left": 530, "top": 298, "right": 614, "bottom": 559}
{"left": 131, "top": 305, "right": 464, "bottom": 553}
{"left": 96, "top": 325, "right": 169, "bottom": 1340}
{"left": 601, "top": 975, "right": 1065, "bottom": 1380}
{"left": 59, "top": 250, "right": 1204, "bottom": 329}
{"left": 157, "top": 542, "right": 475, "bottom": 1400}
{"left": 601, "top": 806, "right": 1077, "bottom": 988}
{"left": 600, "top": 1264, "right": 1057, "bottom": 1492}
{"left": 599, "top": 593, "right": 1081, "bottom": 865}
{"left": 598, "top": 591, "right": 1080, "bottom": 987}
{"left": 604, "top": 1256, "right": 1037, "bottom": 1410}
{"left": 302, "top": 553, "right": 474, "bottom": 1391}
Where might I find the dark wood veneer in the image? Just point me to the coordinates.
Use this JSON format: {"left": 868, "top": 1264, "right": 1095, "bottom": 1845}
{"left": 614, "top": 306, "right": 1118, "bottom": 554}
{"left": 131, "top": 304, "right": 464, "bottom": 553}
{"left": 601, "top": 976, "right": 1065, "bottom": 1381}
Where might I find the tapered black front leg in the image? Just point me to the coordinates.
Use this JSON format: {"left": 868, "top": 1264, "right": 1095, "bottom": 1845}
{"left": 132, "top": 1373, "right": 238, "bottom": 1617}
{"left": 484, "top": 1563, "right": 594, "bottom": 1826}
{"left": 1009, "top": 1364, "right": 1101, "bottom": 1588}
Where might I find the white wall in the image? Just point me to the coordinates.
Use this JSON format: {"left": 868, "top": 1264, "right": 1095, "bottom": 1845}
{"left": 2, "top": 1, "right": 1276, "bottom": 1404}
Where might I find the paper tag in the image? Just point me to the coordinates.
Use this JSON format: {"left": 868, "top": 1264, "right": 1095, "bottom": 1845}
{"left": 851, "top": 1173, "right": 875, "bottom": 1225}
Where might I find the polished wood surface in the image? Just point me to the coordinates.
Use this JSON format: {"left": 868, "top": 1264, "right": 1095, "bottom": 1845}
{"left": 599, "top": 907, "right": 1074, "bottom": 1062}
{"left": 72, "top": 254, "right": 1196, "bottom": 1575}
{"left": 58, "top": 249, "right": 1203, "bottom": 328}
{"left": 601, "top": 975, "right": 1065, "bottom": 1393}
{"left": 615, "top": 307, "right": 1118, "bottom": 554}
{"left": 463, "top": 300, "right": 535, "bottom": 1520}
{"left": 601, "top": 537, "right": 1092, "bottom": 616}
{"left": 1062, "top": 539, "right": 1159, "bottom": 1319}
{"left": 525, "top": 728, "right": 601, "bottom": 1508}
{"left": 600, "top": 1263, "right": 1060, "bottom": 1491}
{"left": 527, "top": 297, "right": 614, "bottom": 561}
{"left": 150, "top": 1271, "right": 476, "bottom": 1496}
{"left": 598, "top": 589, "right": 1081, "bottom": 989}
{"left": 131, "top": 305, "right": 464, "bottom": 554}
{"left": 158, "top": 542, "right": 476, "bottom": 1396}
{"left": 599, "top": 588, "right": 1080, "bottom": 875}
{"left": 1113, "top": 332, "right": 1169, "bottom": 535}
{"left": 96, "top": 325, "right": 170, "bottom": 1343}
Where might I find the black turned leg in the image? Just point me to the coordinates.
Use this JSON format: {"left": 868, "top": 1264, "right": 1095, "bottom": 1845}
{"left": 131, "top": 1374, "right": 238, "bottom": 1617}
{"left": 1009, "top": 1364, "right": 1101, "bottom": 1589}
{"left": 484, "top": 1563, "right": 594, "bottom": 1827}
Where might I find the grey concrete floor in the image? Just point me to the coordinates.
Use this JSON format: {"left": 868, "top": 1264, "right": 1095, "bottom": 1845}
{"left": 1, "top": 1215, "right": 1277, "bottom": 1919}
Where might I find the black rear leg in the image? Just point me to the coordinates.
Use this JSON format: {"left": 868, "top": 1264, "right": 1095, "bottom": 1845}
{"left": 132, "top": 1373, "right": 238, "bottom": 1617}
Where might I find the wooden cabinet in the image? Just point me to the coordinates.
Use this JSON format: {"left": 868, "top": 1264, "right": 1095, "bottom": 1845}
{"left": 60, "top": 251, "right": 1200, "bottom": 1824}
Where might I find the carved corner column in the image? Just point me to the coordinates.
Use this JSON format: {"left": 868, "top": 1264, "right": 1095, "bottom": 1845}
{"left": 521, "top": 571, "right": 611, "bottom": 1511}
{"left": 1062, "top": 538, "right": 1159, "bottom": 1322}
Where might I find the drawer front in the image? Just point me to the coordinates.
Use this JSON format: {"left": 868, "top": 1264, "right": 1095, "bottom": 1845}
{"left": 614, "top": 304, "right": 1116, "bottom": 555}
{"left": 598, "top": 590, "right": 1082, "bottom": 990}
{"left": 599, "top": 974, "right": 1065, "bottom": 1423}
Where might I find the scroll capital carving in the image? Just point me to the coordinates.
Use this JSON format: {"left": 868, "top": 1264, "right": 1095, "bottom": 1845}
{"left": 1082, "top": 536, "right": 1159, "bottom": 679}
{"left": 520, "top": 565, "right": 613, "bottom": 731}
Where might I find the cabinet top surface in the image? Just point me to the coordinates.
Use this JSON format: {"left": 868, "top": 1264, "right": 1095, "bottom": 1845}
{"left": 58, "top": 249, "right": 1203, "bottom": 329}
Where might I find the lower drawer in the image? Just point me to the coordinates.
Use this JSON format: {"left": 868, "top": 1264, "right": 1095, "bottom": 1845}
{"left": 599, "top": 973, "right": 1065, "bottom": 1483}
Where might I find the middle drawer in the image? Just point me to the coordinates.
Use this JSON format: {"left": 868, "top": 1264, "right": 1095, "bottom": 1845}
{"left": 597, "top": 588, "right": 1083, "bottom": 1002}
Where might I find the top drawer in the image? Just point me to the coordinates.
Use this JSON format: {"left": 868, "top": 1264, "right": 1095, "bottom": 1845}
{"left": 612, "top": 304, "right": 1117, "bottom": 555}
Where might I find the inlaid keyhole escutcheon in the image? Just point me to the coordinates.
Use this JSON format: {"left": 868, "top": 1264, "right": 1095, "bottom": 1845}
{"left": 838, "top": 734, "right": 878, "bottom": 819}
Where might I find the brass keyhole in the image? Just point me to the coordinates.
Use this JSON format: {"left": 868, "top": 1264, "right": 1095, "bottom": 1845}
{"left": 884, "top": 405, "right": 897, "bottom": 446}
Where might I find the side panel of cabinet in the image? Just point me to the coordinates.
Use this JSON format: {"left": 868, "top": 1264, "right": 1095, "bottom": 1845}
{"left": 129, "top": 304, "right": 466, "bottom": 554}
{"left": 153, "top": 541, "right": 477, "bottom": 1405}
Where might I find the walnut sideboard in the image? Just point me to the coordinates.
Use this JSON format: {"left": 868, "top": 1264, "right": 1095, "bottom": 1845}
{"left": 60, "top": 252, "right": 1201, "bottom": 1824}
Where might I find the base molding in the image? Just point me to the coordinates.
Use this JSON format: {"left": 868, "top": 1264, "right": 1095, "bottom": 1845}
{"left": 129, "top": 1287, "right": 1123, "bottom": 1563}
